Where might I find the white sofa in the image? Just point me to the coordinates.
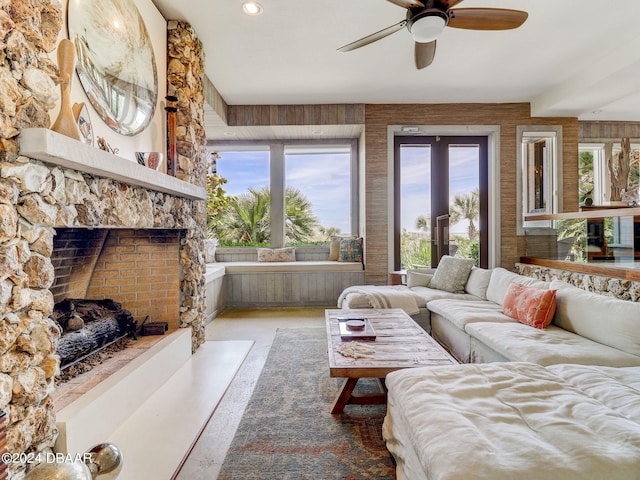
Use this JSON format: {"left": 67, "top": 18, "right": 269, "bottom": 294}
{"left": 383, "top": 361, "right": 640, "bottom": 480}
{"left": 338, "top": 262, "right": 640, "bottom": 479}
{"left": 339, "top": 265, "right": 640, "bottom": 367}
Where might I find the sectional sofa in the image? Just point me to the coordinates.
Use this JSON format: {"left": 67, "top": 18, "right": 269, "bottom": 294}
{"left": 338, "top": 260, "right": 640, "bottom": 367}
{"left": 337, "top": 257, "right": 640, "bottom": 480}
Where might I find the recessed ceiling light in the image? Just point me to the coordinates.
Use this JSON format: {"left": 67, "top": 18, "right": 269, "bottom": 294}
{"left": 242, "top": 1, "right": 263, "bottom": 15}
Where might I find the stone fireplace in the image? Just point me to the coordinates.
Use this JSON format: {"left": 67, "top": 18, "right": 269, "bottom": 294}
{"left": 0, "top": 131, "right": 207, "bottom": 475}
{"left": 0, "top": 2, "right": 208, "bottom": 476}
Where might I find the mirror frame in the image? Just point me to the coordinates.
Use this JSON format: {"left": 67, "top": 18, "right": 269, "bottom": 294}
{"left": 516, "top": 125, "right": 563, "bottom": 234}
{"left": 67, "top": 0, "right": 158, "bottom": 136}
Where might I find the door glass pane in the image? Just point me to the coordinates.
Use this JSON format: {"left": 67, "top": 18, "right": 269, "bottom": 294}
{"left": 400, "top": 145, "right": 431, "bottom": 268}
{"left": 284, "top": 146, "right": 352, "bottom": 245}
{"left": 449, "top": 145, "right": 480, "bottom": 265}
{"left": 214, "top": 150, "right": 270, "bottom": 245}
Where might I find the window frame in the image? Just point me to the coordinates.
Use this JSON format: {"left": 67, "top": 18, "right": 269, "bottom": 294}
{"left": 209, "top": 139, "right": 359, "bottom": 247}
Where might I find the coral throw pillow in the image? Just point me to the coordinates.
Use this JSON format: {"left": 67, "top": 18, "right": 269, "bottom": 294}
{"left": 502, "top": 282, "right": 557, "bottom": 329}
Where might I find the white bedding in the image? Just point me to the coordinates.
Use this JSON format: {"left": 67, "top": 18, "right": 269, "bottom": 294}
{"left": 382, "top": 362, "right": 640, "bottom": 480}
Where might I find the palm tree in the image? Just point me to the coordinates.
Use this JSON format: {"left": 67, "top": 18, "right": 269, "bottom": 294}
{"left": 415, "top": 214, "right": 431, "bottom": 235}
{"left": 219, "top": 187, "right": 270, "bottom": 244}
{"left": 284, "top": 187, "right": 320, "bottom": 243}
{"left": 217, "top": 186, "right": 319, "bottom": 245}
{"left": 318, "top": 226, "right": 342, "bottom": 241}
{"left": 449, "top": 189, "right": 479, "bottom": 241}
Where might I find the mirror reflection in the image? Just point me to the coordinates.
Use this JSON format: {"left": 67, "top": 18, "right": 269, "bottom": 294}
{"left": 67, "top": 0, "right": 158, "bottom": 136}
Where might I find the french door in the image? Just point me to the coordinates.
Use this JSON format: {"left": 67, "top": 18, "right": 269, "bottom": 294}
{"left": 394, "top": 135, "right": 488, "bottom": 269}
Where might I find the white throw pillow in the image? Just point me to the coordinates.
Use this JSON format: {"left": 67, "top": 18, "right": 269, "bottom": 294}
{"left": 407, "top": 271, "right": 433, "bottom": 288}
{"left": 256, "top": 247, "right": 296, "bottom": 262}
{"left": 485, "top": 267, "right": 549, "bottom": 306}
{"left": 464, "top": 267, "right": 492, "bottom": 299}
{"left": 428, "top": 256, "right": 474, "bottom": 293}
{"left": 551, "top": 280, "right": 640, "bottom": 357}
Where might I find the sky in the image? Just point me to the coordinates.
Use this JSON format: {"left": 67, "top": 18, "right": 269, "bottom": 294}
{"left": 217, "top": 150, "right": 351, "bottom": 234}
{"left": 400, "top": 145, "right": 479, "bottom": 235}
{"left": 216, "top": 145, "right": 479, "bottom": 238}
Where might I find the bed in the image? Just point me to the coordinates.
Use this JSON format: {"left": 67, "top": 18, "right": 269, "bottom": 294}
{"left": 382, "top": 362, "right": 640, "bottom": 480}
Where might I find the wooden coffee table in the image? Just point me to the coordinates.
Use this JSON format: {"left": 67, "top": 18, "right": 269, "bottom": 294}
{"left": 326, "top": 308, "right": 457, "bottom": 414}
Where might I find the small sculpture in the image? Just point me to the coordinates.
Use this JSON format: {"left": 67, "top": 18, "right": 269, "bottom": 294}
{"left": 23, "top": 443, "right": 123, "bottom": 480}
{"left": 96, "top": 137, "right": 119, "bottom": 155}
{"left": 51, "top": 39, "right": 82, "bottom": 141}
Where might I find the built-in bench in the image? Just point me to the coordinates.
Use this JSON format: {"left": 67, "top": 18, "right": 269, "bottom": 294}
{"left": 208, "top": 246, "right": 365, "bottom": 308}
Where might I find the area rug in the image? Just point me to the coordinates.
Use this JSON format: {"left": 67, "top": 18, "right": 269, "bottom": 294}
{"left": 217, "top": 327, "right": 396, "bottom": 480}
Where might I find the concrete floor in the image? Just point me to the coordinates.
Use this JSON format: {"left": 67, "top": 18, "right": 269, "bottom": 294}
{"left": 173, "top": 307, "right": 328, "bottom": 480}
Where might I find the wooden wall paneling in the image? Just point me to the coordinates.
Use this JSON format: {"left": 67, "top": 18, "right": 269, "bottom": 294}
{"left": 579, "top": 121, "right": 640, "bottom": 139}
{"left": 228, "top": 104, "right": 365, "bottom": 126}
{"left": 363, "top": 103, "right": 578, "bottom": 282}
{"left": 222, "top": 270, "right": 365, "bottom": 307}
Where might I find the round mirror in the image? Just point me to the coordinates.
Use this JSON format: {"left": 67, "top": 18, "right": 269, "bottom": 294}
{"left": 67, "top": 0, "right": 158, "bottom": 136}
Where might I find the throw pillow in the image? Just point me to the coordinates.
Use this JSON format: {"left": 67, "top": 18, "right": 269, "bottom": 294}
{"left": 338, "top": 237, "right": 363, "bottom": 262}
{"left": 502, "top": 282, "right": 557, "bottom": 329}
{"left": 428, "top": 255, "right": 474, "bottom": 293}
{"left": 328, "top": 235, "right": 355, "bottom": 261}
{"left": 407, "top": 271, "right": 433, "bottom": 288}
{"left": 464, "top": 267, "right": 492, "bottom": 299}
{"left": 256, "top": 247, "right": 296, "bottom": 262}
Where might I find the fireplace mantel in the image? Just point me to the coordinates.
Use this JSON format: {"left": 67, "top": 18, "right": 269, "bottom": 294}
{"left": 18, "top": 128, "right": 206, "bottom": 200}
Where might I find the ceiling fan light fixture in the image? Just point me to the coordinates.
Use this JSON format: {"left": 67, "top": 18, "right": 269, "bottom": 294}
{"left": 409, "top": 13, "right": 447, "bottom": 43}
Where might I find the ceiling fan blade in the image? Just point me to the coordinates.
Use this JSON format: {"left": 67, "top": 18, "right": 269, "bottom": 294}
{"left": 447, "top": 8, "right": 528, "bottom": 30}
{"left": 386, "top": 0, "right": 424, "bottom": 8}
{"left": 415, "top": 41, "right": 436, "bottom": 69}
{"left": 338, "top": 20, "right": 407, "bottom": 52}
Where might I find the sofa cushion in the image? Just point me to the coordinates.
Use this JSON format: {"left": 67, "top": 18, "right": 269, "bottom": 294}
{"left": 220, "top": 261, "right": 363, "bottom": 273}
{"left": 409, "top": 287, "right": 477, "bottom": 307}
{"left": 485, "top": 267, "right": 549, "bottom": 306}
{"left": 428, "top": 299, "right": 515, "bottom": 330}
{"left": 465, "top": 322, "right": 640, "bottom": 367}
{"left": 551, "top": 280, "right": 640, "bottom": 357}
{"left": 407, "top": 271, "right": 433, "bottom": 288}
{"left": 428, "top": 255, "right": 474, "bottom": 293}
{"left": 502, "top": 283, "right": 557, "bottom": 329}
{"left": 464, "top": 267, "right": 492, "bottom": 299}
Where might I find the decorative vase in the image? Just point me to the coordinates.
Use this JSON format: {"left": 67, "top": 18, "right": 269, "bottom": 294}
{"left": 51, "top": 39, "right": 81, "bottom": 141}
{"left": 165, "top": 95, "right": 178, "bottom": 176}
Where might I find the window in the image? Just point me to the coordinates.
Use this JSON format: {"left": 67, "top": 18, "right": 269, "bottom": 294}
{"left": 285, "top": 146, "right": 353, "bottom": 245}
{"left": 209, "top": 141, "right": 357, "bottom": 247}
{"left": 577, "top": 141, "right": 640, "bottom": 206}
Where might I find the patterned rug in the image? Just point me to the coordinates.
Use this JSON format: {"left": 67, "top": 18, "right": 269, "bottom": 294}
{"left": 217, "top": 327, "right": 396, "bottom": 480}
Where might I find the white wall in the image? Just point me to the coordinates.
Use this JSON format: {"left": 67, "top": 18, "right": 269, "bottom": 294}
{"left": 54, "top": 0, "right": 167, "bottom": 165}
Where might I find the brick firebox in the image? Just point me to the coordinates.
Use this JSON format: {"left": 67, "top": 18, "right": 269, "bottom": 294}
{"left": 51, "top": 229, "right": 182, "bottom": 329}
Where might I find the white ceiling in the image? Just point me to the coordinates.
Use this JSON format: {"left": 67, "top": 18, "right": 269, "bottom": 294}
{"left": 152, "top": 0, "right": 640, "bottom": 138}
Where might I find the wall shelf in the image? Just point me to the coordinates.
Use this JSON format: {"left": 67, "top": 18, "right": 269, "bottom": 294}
{"left": 524, "top": 207, "right": 640, "bottom": 221}
{"left": 18, "top": 128, "right": 206, "bottom": 201}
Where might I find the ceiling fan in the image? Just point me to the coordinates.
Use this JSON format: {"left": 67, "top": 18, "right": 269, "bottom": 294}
{"left": 338, "top": 0, "right": 528, "bottom": 69}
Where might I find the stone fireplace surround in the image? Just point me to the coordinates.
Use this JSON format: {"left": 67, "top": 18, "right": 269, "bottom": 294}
{"left": 0, "top": 2, "right": 208, "bottom": 473}
{"left": 0, "top": 128, "right": 207, "bottom": 475}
